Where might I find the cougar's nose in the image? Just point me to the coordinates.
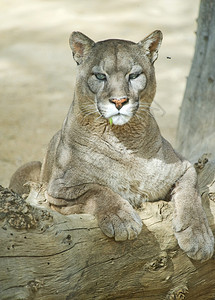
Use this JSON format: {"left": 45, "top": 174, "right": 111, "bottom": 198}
{"left": 109, "top": 97, "right": 129, "bottom": 110}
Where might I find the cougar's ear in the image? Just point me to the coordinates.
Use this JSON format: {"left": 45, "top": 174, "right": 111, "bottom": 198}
{"left": 138, "top": 30, "right": 163, "bottom": 64}
{"left": 69, "top": 31, "right": 95, "bottom": 65}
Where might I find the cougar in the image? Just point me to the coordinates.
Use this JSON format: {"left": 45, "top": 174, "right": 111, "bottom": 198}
{"left": 10, "top": 30, "right": 214, "bottom": 261}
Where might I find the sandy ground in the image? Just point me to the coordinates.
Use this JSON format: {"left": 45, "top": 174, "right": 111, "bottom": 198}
{"left": 0, "top": 0, "right": 200, "bottom": 187}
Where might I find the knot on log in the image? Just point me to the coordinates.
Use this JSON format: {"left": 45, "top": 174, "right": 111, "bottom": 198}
{"left": 143, "top": 251, "right": 169, "bottom": 271}
{"left": 0, "top": 175, "right": 215, "bottom": 299}
{"left": 166, "top": 285, "right": 189, "bottom": 300}
{"left": 0, "top": 185, "right": 38, "bottom": 229}
{"left": 193, "top": 155, "right": 215, "bottom": 204}
{"left": 0, "top": 185, "right": 53, "bottom": 230}
{"left": 194, "top": 153, "right": 209, "bottom": 172}
{"left": 27, "top": 279, "right": 43, "bottom": 293}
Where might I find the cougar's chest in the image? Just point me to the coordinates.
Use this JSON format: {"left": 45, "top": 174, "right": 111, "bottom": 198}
{"left": 77, "top": 135, "right": 182, "bottom": 207}
{"left": 99, "top": 153, "right": 178, "bottom": 207}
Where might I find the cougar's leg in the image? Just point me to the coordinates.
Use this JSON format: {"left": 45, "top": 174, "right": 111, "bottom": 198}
{"left": 171, "top": 165, "right": 214, "bottom": 260}
{"left": 9, "top": 161, "right": 42, "bottom": 195}
{"left": 46, "top": 185, "right": 143, "bottom": 241}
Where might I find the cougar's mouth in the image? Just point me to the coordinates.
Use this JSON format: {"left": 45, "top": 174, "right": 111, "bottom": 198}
{"left": 98, "top": 106, "right": 133, "bottom": 125}
{"left": 109, "top": 113, "right": 132, "bottom": 126}
{"left": 96, "top": 97, "right": 138, "bottom": 126}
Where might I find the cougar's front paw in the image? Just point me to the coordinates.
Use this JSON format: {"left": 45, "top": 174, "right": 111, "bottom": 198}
{"left": 98, "top": 202, "right": 143, "bottom": 241}
{"left": 173, "top": 219, "right": 214, "bottom": 261}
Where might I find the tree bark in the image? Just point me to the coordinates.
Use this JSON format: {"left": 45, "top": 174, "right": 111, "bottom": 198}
{"left": 176, "top": 0, "right": 215, "bottom": 162}
{"left": 0, "top": 164, "right": 215, "bottom": 300}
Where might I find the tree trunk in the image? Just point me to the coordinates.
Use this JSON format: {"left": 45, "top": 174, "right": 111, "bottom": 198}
{"left": 176, "top": 0, "right": 215, "bottom": 162}
{"left": 0, "top": 178, "right": 215, "bottom": 300}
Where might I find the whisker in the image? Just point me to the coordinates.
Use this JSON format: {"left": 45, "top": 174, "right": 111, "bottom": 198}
{"left": 151, "top": 100, "right": 166, "bottom": 116}
{"left": 80, "top": 107, "right": 98, "bottom": 117}
{"left": 134, "top": 114, "right": 143, "bottom": 122}
{"left": 139, "top": 101, "right": 151, "bottom": 105}
{"left": 134, "top": 113, "right": 149, "bottom": 124}
{"left": 137, "top": 108, "right": 154, "bottom": 118}
{"left": 84, "top": 111, "right": 98, "bottom": 116}
{"left": 87, "top": 112, "right": 96, "bottom": 116}
{"left": 95, "top": 114, "right": 103, "bottom": 121}
{"left": 139, "top": 101, "right": 166, "bottom": 117}
{"left": 81, "top": 106, "right": 103, "bottom": 120}
{"left": 139, "top": 105, "right": 151, "bottom": 109}
{"left": 84, "top": 104, "right": 96, "bottom": 109}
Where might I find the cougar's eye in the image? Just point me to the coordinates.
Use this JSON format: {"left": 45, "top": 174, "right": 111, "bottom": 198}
{"left": 94, "top": 73, "right": 107, "bottom": 81}
{"left": 129, "top": 72, "right": 141, "bottom": 80}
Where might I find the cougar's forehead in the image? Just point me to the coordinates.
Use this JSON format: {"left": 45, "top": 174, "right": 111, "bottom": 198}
{"left": 90, "top": 40, "right": 140, "bottom": 73}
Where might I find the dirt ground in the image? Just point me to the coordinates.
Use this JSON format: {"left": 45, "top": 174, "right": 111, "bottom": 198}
{"left": 0, "top": 0, "right": 200, "bottom": 187}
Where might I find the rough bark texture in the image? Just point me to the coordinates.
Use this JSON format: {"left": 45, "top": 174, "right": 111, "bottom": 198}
{"left": 0, "top": 174, "right": 215, "bottom": 300}
{"left": 176, "top": 0, "right": 215, "bottom": 162}
{"left": 0, "top": 148, "right": 215, "bottom": 300}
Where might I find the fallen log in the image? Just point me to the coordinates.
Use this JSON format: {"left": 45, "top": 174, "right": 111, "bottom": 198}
{"left": 0, "top": 156, "right": 215, "bottom": 300}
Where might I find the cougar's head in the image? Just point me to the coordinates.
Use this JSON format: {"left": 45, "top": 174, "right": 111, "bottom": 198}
{"left": 69, "top": 30, "right": 162, "bottom": 126}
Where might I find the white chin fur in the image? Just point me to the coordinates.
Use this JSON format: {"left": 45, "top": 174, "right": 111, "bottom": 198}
{"left": 111, "top": 114, "right": 131, "bottom": 125}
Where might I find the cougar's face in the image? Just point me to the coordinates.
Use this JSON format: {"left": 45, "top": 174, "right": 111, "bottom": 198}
{"left": 70, "top": 32, "right": 162, "bottom": 126}
{"left": 85, "top": 41, "right": 151, "bottom": 126}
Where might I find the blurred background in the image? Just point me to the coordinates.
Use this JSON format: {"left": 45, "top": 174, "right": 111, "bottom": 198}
{"left": 0, "top": 0, "right": 200, "bottom": 187}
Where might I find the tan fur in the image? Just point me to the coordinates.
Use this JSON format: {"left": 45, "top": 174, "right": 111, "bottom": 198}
{"left": 10, "top": 31, "right": 214, "bottom": 260}
{"left": 9, "top": 161, "right": 41, "bottom": 195}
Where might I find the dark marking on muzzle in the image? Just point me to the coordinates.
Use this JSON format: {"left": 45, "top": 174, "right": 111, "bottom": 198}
{"left": 109, "top": 97, "right": 129, "bottom": 110}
